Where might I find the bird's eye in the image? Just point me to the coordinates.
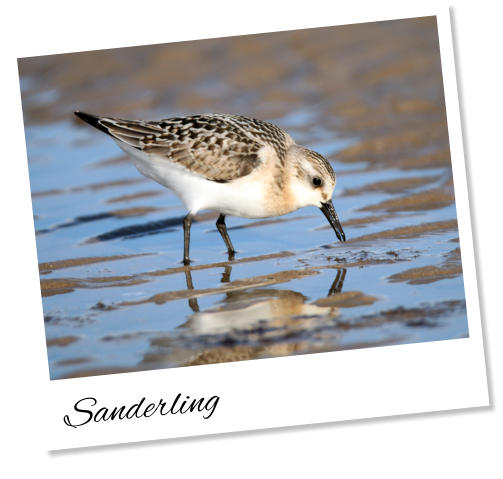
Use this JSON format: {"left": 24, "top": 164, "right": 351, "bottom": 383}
{"left": 312, "top": 177, "right": 322, "bottom": 187}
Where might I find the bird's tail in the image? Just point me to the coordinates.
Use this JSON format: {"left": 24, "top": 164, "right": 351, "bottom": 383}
{"left": 74, "top": 111, "right": 164, "bottom": 149}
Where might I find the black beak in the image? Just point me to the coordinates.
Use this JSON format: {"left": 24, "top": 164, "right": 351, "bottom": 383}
{"left": 320, "top": 200, "right": 346, "bottom": 242}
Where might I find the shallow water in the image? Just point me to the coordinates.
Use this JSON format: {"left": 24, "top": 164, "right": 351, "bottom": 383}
{"left": 19, "top": 17, "right": 468, "bottom": 379}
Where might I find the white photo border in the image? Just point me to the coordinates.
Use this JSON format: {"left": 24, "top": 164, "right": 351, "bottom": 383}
{"left": 11, "top": 6, "right": 488, "bottom": 450}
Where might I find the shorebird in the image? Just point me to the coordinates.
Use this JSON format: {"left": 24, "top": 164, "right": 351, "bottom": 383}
{"left": 74, "top": 111, "right": 346, "bottom": 264}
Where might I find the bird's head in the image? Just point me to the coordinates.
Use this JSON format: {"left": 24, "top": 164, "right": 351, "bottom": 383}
{"left": 287, "top": 145, "right": 345, "bottom": 242}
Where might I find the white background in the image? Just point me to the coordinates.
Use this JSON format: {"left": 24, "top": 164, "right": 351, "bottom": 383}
{"left": 1, "top": 0, "right": 501, "bottom": 476}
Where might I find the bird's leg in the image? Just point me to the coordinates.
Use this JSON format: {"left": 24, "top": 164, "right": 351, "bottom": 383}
{"left": 216, "top": 214, "right": 235, "bottom": 260}
{"left": 183, "top": 213, "right": 194, "bottom": 265}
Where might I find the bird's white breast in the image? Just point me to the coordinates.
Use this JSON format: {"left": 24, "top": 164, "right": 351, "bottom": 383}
{"left": 117, "top": 142, "right": 273, "bottom": 218}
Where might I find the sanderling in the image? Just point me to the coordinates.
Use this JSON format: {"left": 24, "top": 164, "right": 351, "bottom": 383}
{"left": 74, "top": 111, "right": 346, "bottom": 264}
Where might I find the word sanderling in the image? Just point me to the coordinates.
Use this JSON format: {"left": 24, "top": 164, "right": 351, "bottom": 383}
{"left": 74, "top": 112, "right": 346, "bottom": 264}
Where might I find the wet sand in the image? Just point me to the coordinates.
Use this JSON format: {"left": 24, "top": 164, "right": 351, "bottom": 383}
{"left": 18, "top": 17, "right": 468, "bottom": 379}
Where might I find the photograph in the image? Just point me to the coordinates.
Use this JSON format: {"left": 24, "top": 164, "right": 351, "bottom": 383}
{"left": 19, "top": 15, "right": 469, "bottom": 380}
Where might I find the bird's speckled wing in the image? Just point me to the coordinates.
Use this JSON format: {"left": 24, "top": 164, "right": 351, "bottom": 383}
{"left": 91, "top": 114, "right": 291, "bottom": 182}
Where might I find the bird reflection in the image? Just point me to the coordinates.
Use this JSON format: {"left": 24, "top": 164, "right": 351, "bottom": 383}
{"left": 182, "top": 264, "right": 348, "bottom": 331}
{"left": 184, "top": 270, "right": 200, "bottom": 313}
{"left": 221, "top": 264, "right": 232, "bottom": 284}
{"left": 328, "top": 268, "right": 346, "bottom": 295}
{"left": 183, "top": 264, "right": 233, "bottom": 313}
{"left": 141, "top": 265, "right": 348, "bottom": 369}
